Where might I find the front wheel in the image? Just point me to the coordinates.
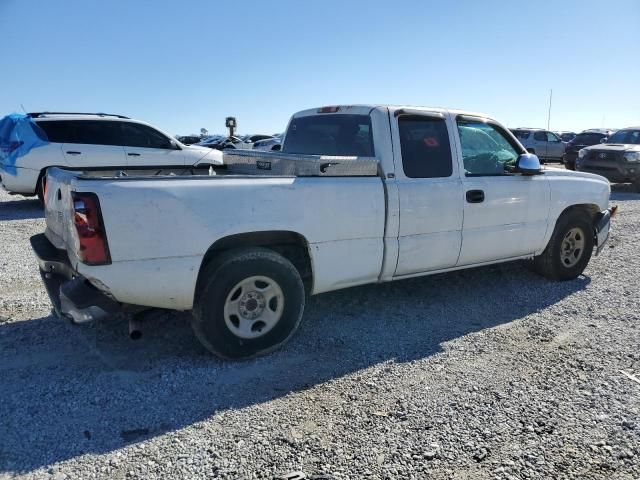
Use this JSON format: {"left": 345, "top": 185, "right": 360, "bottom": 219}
{"left": 532, "top": 211, "right": 594, "bottom": 281}
{"left": 192, "top": 248, "right": 305, "bottom": 359}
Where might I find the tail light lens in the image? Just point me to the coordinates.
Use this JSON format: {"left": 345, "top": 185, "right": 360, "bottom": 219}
{"left": 71, "top": 192, "right": 111, "bottom": 265}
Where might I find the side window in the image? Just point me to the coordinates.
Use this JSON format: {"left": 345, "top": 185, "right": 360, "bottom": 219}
{"left": 121, "top": 123, "right": 172, "bottom": 149}
{"left": 533, "top": 131, "right": 547, "bottom": 141}
{"left": 34, "top": 121, "right": 74, "bottom": 143}
{"left": 398, "top": 115, "right": 453, "bottom": 178}
{"left": 456, "top": 119, "right": 520, "bottom": 176}
{"left": 72, "top": 121, "right": 121, "bottom": 146}
{"left": 546, "top": 131, "right": 560, "bottom": 142}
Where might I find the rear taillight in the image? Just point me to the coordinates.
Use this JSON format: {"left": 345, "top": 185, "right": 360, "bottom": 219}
{"left": 71, "top": 192, "right": 111, "bottom": 265}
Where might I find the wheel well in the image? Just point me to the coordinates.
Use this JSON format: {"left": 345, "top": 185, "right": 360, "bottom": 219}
{"left": 559, "top": 204, "right": 600, "bottom": 224}
{"left": 195, "top": 231, "right": 313, "bottom": 298}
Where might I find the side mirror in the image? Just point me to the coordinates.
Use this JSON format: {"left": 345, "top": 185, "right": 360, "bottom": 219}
{"left": 169, "top": 140, "right": 180, "bottom": 150}
{"left": 271, "top": 144, "right": 282, "bottom": 151}
{"left": 526, "top": 147, "right": 535, "bottom": 154}
{"left": 515, "top": 153, "right": 542, "bottom": 175}
{"left": 600, "top": 137, "right": 608, "bottom": 144}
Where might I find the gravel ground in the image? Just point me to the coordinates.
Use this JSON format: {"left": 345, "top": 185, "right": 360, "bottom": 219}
{"left": 0, "top": 184, "right": 639, "bottom": 480}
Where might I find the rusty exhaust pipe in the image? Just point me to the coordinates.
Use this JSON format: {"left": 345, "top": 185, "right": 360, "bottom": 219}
{"left": 129, "top": 316, "right": 143, "bottom": 340}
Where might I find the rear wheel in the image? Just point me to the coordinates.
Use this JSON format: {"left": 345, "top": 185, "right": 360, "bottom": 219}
{"left": 532, "top": 211, "right": 594, "bottom": 280}
{"left": 192, "top": 247, "right": 305, "bottom": 359}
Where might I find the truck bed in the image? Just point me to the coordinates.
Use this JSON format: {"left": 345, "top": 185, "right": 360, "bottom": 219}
{"left": 65, "top": 149, "right": 380, "bottom": 182}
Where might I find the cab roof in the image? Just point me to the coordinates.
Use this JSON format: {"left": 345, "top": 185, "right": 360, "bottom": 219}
{"left": 293, "top": 104, "right": 496, "bottom": 120}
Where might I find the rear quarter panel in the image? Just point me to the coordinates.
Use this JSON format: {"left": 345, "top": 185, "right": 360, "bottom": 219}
{"left": 74, "top": 175, "right": 386, "bottom": 309}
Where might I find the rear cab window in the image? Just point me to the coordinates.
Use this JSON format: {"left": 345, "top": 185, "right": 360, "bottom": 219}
{"left": 282, "top": 114, "right": 374, "bottom": 156}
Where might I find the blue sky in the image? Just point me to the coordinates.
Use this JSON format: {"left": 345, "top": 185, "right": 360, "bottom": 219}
{"left": 1, "top": 0, "right": 638, "bottom": 135}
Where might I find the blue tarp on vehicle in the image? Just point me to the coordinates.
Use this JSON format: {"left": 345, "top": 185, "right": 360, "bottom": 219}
{"left": 0, "top": 113, "right": 49, "bottom": 176}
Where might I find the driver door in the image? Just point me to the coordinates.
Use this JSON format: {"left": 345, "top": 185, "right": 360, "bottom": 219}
{"left": 455, "top": 116, "right": 550, "bottom": 266}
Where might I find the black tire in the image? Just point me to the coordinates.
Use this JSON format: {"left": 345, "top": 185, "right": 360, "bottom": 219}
{"left": 35, "top": 172, "right": 46, "bottom": 204}
{"left": 532, "top": 210, "right": 594, "bottom": 281}
{"left": 192, "top": 247, "right": 305, "bottom": 359}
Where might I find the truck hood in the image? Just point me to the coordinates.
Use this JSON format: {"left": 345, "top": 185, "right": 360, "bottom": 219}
{"left": 543, "top": 166, "right": 610, "bottom": 183}
{"left": 583, "top": 143, "right": 640, "bottom": 153}
{"left": 184, "top": 145, "right": 224, "bottom": 165}
{"left": 543, "top": 166, "right": 611, "bottom": 211}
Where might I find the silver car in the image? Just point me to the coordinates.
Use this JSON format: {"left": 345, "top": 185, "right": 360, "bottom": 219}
{"left": 510, "top": 128, "right": 566, "bottom": 163}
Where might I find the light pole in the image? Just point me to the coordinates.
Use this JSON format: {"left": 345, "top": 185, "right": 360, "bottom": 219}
{"left": 225, "top": 117, "right": 237, "bottom": 138}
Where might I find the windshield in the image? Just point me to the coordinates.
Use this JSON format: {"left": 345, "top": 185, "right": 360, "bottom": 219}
{"left": 606, "top": 129, "right": 640, "bottom": 145}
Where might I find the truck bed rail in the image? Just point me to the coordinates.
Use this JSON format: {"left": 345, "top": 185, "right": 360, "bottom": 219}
{"left": 223, "top": 149, "right": 379, "bottom": 177}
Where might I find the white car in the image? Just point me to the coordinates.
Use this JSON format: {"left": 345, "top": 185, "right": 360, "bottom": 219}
{"left": 0, "top": 112, "right": 223, "bottom": 199}
{"left": 33, "top": 105, "right": 615, "bottom": 359}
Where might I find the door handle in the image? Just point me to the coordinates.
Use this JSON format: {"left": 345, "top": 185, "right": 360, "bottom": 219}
{"left": 66, "top": 151, "right": 82, "bottom": 155}
{"left": 466, "top": 189, "right": 485, "bottom": 203}
{"left": 127, "top": 152, "right": 141, "bottom": 157}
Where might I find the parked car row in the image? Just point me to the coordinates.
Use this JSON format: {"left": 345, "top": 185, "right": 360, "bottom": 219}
{"left": 194, "top": 134, "right": 280, "bottom": 151}
{"left": 252, "top": 134, "right": 282, "bottom": 151}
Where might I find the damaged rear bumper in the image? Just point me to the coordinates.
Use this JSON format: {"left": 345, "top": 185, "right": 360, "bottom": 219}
{"left": 30, "top": 233, "right": 121, "bottom": 323}
{"left": 594, "top": 206, "right": 617, "bottom": 256}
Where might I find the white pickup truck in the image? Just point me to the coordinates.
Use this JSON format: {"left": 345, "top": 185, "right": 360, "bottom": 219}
{"left": 31, "top": 105, "right": 616, "bottom": 359}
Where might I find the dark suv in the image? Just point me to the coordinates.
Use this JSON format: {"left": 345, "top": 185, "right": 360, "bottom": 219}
{"left": 576, "top": 127, "right": 640, "bottom": 191}
{"left": 563, "top": 129, "right": 614, "bottom": 170}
